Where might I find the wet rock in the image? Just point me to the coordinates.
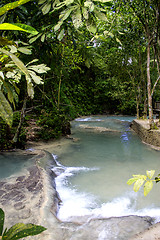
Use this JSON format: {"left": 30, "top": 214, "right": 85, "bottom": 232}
{"left": 14, "top": 202, "right": 25, "bottom": 210}
{"left": 0, "top": 190, "right": 6, "bottom": 196}
{"left": 61, "top": 215, "right": 154, "bottom": 240}
{"left": 0, "top": 182, "right": 6, "bottom": 188}
{"left": 16, "top": 176, "right": 25, "bottom": 182}
{"left": 18, "top": 209, "right": 31, "bottom": 219}
{"left": 4, "top": 184, "right": 19, "bottom": 190}
{"left": 2, "top": 190, "right": 25, "bottom": 202}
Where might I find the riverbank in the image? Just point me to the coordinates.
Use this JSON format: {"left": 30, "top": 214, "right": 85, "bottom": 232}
{"left": 130, "top": 119, "right": 160, "bottom": 149}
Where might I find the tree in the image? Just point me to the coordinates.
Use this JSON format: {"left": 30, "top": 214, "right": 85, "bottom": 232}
{"left": 120, "top": 0, "right": 160, "bottom": 126}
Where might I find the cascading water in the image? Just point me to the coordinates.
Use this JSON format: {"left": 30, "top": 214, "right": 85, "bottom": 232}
{"left": 51, "top": 116, "right": 160, "bottom": 223}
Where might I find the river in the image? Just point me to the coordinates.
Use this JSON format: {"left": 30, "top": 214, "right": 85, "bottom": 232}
{"left": 51, "top": 116, "right": 160, "bottom": 223}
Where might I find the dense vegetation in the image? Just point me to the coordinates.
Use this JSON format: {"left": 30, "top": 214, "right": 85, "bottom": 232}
{"left": 1, "top": 0, "right": 160, "bottom": 150}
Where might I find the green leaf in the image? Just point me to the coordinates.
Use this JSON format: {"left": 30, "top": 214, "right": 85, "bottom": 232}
{"left": 84, "top": 1, "right": 94, "bottom": 11}
{"left": 41, "top": 34, "right": 46, "bottom": 42}
{"left": 144, "top": 181, "right": 153, "bottom": 196}
{"left": 85, "top": 58, "right": 90, "bottom": 68}
{"left": 103, "top": 31, "right": 114, "bottom": 38}
{"left": 54, "top": 21, "right": 63, "bottom": 31}
{"left": 59, "top": 9, "right": 72, "bottom": 21}
{"left": 0, "top": 71, "right": 4, "bottom": 80}
{"left": 127, "top": 177, "right": 138, "bottom": 185}
{"left": 0, "top": 48, "right": 29, "bottom": 77}
{"left": 0, "top": 23, "right": 38, "bottom": 35}
{"left": 38, "top": 0, "right": 46, "bottom": 4}
{"left": 8, "top": 45, "right": 17, "bottom": 54}
{"left": 82, "top": 7, "right": 88, "bottom": 20}
{"left": 86, "top": 20, "right": 97, "bottom": 34}
{"left": 115, "top": 37, "right": 122, "bottom": 45}
{"left": 1, "top": 80, "right": 14, "bottom": 105}
{"left": 133, "top": 179, "right": 145, "bottom": 192}
{"left": 0, "top": 90, "right": 13, "bottom": 127}
{"left": 13, "top": 23, "right": 38, "bottom": 35}
{"left": 42, "top": 2, "right": 51, "bottom": 14}
{"left": 72, "top": 8, "right": 82, "bottom": 29}
{"left": 29, "top": 33, "right": 42, "bottom": 44}
{"left": 0, "top": 0, "right": 31, "bottom": 16}
{"left": 0, "top": 208, "right": 4, "bottom": 236}
{"left": 2, "top": 223, "right": 46, "bottom": 240}
{"left": 94, "top": 10, "right": 107, "bottom": 21}
{"left": 26, "top": 80, "right": 34, "bottom": 99}
{"left": 58, "top": 28, "right": 65, "bottom": 41}
{"left": 28, "top": 64, "right": 50, "bottom": 73}
{"left": 132, "top": 174, "right": 147, "bottom": 179}
{"left": 65, "top": 0, "right": 74, "bottom": 6}
{"left": 18, "top": 47, "right": 32, "bottom": 55}
{"left": 26, "top": 59, "right": 39, "bottom": 66}
{"left": 28, "top": 70, "right": 43, "bottom": 84}
{"left": 146, "top": 170, "right": 155, "bottom": 179}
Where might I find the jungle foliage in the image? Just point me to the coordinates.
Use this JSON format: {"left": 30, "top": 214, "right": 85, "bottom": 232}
{"left": 1, "top": 0, "right": 160, "bottom": 149}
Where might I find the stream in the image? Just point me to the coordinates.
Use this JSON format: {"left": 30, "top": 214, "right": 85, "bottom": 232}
{"left": 51, "top": 116, "right": 160, "bottom": 223}
{"left": 1, "top": 116, "right": 160, "bottom": 239}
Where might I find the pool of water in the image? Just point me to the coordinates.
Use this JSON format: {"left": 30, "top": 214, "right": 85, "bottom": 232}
{"left": 0, "top": 151, "right": 35, "bottom": 179}
{"left": 52, "top": 116, "right": 160, "bottom": 222}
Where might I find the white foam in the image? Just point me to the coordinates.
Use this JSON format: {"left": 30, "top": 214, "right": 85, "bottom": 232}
{"left": 75, "top": 117, "right": 92, "bottom": 122}
{"left": 75, "top": 117, "right": 102, "bottom": 122}
{"left": 56, "top": 178, "right": 160, "bottom": 222}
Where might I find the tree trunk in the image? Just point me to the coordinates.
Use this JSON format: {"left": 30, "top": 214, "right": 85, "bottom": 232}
{"left": 12, "top": 97, "right": 27, "bottom": 146}
{"left": 147, "top": 43, "right": 154, "bottom": 127}
{"left": 136, "top": 97, "right": 140, "bottom": 119}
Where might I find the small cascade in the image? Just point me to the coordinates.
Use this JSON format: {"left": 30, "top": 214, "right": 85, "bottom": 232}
{"left": 50, "top": 116, "right": 160, "bottom": 225}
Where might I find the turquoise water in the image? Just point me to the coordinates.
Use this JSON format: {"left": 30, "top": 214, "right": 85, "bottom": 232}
{"left": 0, "top": 152, "right": 35, "bottom": 179}
{"left": 52, "top": 116, "right": 160, "bottom": 222}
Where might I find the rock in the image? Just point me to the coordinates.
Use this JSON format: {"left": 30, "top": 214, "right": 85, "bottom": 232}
{"left": 14, "top": 202, "right": 25, "bottom": 210}
{"left": 61, "top": 215, "right": 154, "bottom": 240}
{"left": 18, "top": 209, "right": 31, "bottom": 219}
{"left": 131, "top": 120, "right": 160, "bottom": 148}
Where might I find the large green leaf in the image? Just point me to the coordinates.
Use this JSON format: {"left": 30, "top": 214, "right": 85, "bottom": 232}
{"left": 0, "top": 48, "right": 29, "bottom": 76}
{"left": 2, "top": 223, "right": 46, "bottom": 240}
{"left": 0, "top": 90, "right": 13, "bottom": 127}
{"left": 0, "top": 208, "right": 4, "bottom": 236}
{"left": 0, "top": 23, "right": 38, "bottom": 35}
{"left": 0, "top": 0, "right": 31, "bottom": 16}
{"left": 0, "top": 48, "right": 34, "bottom": 98}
